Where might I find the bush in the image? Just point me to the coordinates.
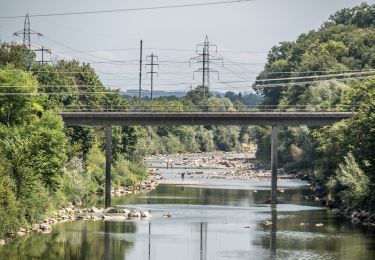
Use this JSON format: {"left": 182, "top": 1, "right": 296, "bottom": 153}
{"left": 112, "top": 156, "right": 147, "bottom": 188}
{"left": 327, "top": 153, "right": 369, "bottom": 209}
{"left": 0, "top": 164, "right": 21, "bottom": 237}
{"left": 61, "top": 158, "right": 94, "bottom": 204}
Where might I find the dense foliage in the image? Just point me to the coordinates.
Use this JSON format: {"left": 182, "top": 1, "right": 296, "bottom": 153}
{"left": 253, "top": 3, "right": 375, "bottom": 211}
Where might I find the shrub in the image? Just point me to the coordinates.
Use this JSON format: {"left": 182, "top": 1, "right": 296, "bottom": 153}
{"left": 61, "top": 158, "right": 94, "bottom": 204}
{"left": 327, "top": 153, "right": 369, "bottom": 209}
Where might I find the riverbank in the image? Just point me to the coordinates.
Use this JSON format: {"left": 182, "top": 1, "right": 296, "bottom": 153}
{"left": 0, "top": 169, "right": 161, "bottom": 246}
{"left": 294, "top": 171, "right": 375, "bottom": 227}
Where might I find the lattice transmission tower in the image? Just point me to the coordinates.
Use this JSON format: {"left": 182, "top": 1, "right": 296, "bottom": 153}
{"left": 190, "top": 36, "right": 223, "bottom": 89}
{"left": 13, "top": 13, "right": 43, "bottom": 50}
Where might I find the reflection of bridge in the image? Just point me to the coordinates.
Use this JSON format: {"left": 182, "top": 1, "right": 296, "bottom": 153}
{"left": 60, "top": 107, "right": 355, "bottom": 207}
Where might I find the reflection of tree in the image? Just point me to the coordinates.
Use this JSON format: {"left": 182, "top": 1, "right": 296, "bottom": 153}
{"left": 0, "top": 220, "right": 137, "bottom": 259}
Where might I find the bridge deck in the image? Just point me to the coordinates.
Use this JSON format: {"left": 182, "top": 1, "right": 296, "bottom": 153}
{"left": 60, "top": 111, "right": 353, "bottom": 126}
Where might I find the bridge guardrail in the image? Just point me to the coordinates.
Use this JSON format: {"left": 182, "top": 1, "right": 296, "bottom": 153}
{"left": 60, "top": 104, "right": 360, "bottom": 113}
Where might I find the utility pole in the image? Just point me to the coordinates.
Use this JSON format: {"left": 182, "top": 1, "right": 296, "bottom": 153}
{"left": 190, "top": 36, "right": 223, "bottom": 98}
{"left": 34, "top": 46, "right": 52, "bottom": 66}
{"left": 146, "top": 53, "right": 159, "bottom": 100}
{"left": 138, "top": 40, "right": 143, "bottom": 105}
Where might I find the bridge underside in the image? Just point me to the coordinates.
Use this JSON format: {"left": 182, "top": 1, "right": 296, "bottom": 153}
{"left": 60, "top": 111, "right": 353, "bottom": 126}
{"left": 60, "top": 111, "right": 352, "bottom": 207}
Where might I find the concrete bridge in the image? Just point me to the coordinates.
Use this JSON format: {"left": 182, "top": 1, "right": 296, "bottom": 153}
{"left": 60, "top": 111, "right": 354, "bottom": 207}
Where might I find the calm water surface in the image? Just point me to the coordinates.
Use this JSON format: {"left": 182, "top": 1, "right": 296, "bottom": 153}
{"left": 1, "top": 156, "right": 374, "bottom": 260}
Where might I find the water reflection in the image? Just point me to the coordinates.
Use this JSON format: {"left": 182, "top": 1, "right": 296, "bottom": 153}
{"left": 200, "top": 222, "right": 207, "bottom": 260}
{"left": 104, "top": 221, "right": 110, "bottom": 260}
{"left": 270, "top": 207, "right": 277, "bottom": 259}
{"left": 1, "top": 185, "right": 374, "bottom": 259}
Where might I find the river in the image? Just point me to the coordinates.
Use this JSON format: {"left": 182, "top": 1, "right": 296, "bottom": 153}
{"left": 0, "top": 153, "right": 374, "bottom": 259}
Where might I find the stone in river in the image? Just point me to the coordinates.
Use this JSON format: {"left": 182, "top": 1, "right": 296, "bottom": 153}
{"left": 103, "top": 207, "right": 119, "bottom": 214}
{"left": 89, "top": 207, "right": 101, "bottom": 213}
{"left": 141, "top": 211, "right": 152, "bottom": 218}
{"left": 262, "top": 220, "right": 272, "bottom": 226}
{"left": 128, "top": 210, "right": 141, "bottom": 218}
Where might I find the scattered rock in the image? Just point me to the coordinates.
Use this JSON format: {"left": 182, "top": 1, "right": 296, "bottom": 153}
{"left": 89, "top": 207, "right": 101, "bottom": 213}
{"left": 352, "top": 217, "right": 361, "bottom": 224}
{"left": 140, "top": 211, "right": 152, "bottom": 218}
{"left": 359, "top": 212, "right": 370, "bottom": 221}
{"left": 0, "top": 240, "right": 5, "bottom": 246}
{"left": 39, "top": 223, "right": 52, "bottom": 233}
{"left": 162, "top": 212, "right": 172, "bottom": 218}
{"left": 19, "top": 228, "right": 26, "bottom": 233}
{"left": 128, "top": 210, "right": 141, "bottom": 218}
{"left": 262, "top": 220, "right": 272, "bottom": 226}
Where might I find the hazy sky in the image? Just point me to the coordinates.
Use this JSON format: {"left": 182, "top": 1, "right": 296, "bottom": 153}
{"left": 1, "top": 0, "right": 374, "bottom": 93}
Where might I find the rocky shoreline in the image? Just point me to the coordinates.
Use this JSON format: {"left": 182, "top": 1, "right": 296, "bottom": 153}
{"left": 0, "top": 169, "right": 161, "bottom": 247}
{"left": 1, "top": 206, "right": 153, "bottom": 246}
{"left": 297, "top": 172, "right": 375, "bottom": 228}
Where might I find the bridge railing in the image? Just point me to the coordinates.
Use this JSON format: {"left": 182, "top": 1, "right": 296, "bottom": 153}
{"left": 61, "top": 104, "right": 360, "bottom": 112}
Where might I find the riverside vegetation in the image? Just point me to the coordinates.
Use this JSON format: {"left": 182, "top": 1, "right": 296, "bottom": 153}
{"left": 1, "top": 2, "right": 375, "bottom": 241}
{"left": 0, "top": 44, "right": 259, "bottom": 239}
{"left": 253, "top": 3, "right": 375, "bottom": 221}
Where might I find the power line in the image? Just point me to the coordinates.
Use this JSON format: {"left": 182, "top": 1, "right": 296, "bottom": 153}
{"left": 0, "top": 0, "right": 255, "bottom": 19}
{"left": 254, "top": 75, "right": 374, "bottom": 88}
{"left": 1, "top": 74, "right": 372, "bottom": 90}
{"left": 2, "top": 68, "right": 373, "bottom": 76}
{"left": 254, "top": 71, "right": 375, "bottom": 83}
{"left": 53, "top": 47, "right": 268, "bottom": 54}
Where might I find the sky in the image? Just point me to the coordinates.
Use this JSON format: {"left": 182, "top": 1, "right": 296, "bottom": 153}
{"left": 0, "top": 0, "right": 374, "bottom": 93}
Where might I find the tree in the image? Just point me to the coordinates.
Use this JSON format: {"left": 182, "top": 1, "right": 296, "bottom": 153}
{"left": 0, "top": 42, "right": 35, "bottom": 70}
{"left": 186, "top": 85, "right": 212, "bottom": 105}
{"left": 0, "top": 66, "right": 40, "bottom": 125}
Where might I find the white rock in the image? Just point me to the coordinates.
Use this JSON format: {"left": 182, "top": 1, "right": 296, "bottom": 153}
{"left": 140, "top": 211, "right": 152, "bottom": 218}
{"left": 128, "top": 210, "right": 141, "bottom": 218}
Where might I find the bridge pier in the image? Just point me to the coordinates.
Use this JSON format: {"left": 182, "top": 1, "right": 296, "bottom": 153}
{"left": 105, "top": 125, "right": 112, "bottom": 208}
{"left": 271, "top": 126, "right": 278, "bottom": 205}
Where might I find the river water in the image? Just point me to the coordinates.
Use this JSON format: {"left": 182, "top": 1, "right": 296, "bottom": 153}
{"left": 1, "top": 156, "right": 374, "bottom": 260}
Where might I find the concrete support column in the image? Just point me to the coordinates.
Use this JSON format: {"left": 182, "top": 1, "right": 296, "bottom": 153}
{"left": 271, "top": 126, "right": 278, "bottom": 205}
{"left": 105, "top": 125, "right": 112, "bottom": 208}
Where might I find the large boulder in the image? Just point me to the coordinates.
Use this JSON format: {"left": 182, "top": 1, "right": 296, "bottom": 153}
{"left": 128, "top": 210, "right": 141, "bottom": 218}
{"left": 103, "top": 207, "right": 119, "bottom": 214}
{"left": 40, "top": 223, "right": 52, "bottom": 233}
{"left": 141, "top": 211, "right": 152, "bottom": 218}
